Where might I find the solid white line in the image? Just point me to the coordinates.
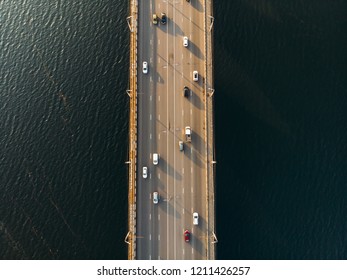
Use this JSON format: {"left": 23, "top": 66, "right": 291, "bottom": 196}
{"left": 166, "top": 0, "right": 169, "bottom": 260}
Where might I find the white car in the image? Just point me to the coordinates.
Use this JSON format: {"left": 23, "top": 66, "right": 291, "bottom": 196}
{"left": 193, "top": 70, "right": 198, "bottom": 81}
{"left": 183, "top": 36, "right": 188, "bottom": 47}
{"left": 153, "top": 153, "right": 159, "bottom": 165}
{"left": 153, "top": 192, "right": 159, "bottom": 204}
{"left": 142, "top": 61, "right": 148, "bottom": 74}
{"left": 142, "top": 166, "right": 148, "bottom": 179}
{"left": 193, "top": 212, "right": 199, "bottom": 225}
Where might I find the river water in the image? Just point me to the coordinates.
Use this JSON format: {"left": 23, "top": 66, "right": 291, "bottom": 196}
{"left": 0, "top": 0, "right": 346, "bottom": 259}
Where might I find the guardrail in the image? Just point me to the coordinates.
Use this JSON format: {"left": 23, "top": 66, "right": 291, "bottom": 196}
{"left": 204, "top": 0, "right": 216, "bottom": 260}
{"left": 126, "top": 0, "right": 138, "bottom": 260}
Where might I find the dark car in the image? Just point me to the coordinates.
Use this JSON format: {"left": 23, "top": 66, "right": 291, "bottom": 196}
{"left": 184, "top": 230, "right": 190, "bottom": 242}
{"left": 183, "top": 86, "right": 189, "bottom": 97}
{"left": 161, "top": 13, "right": 167, "bottom": 24}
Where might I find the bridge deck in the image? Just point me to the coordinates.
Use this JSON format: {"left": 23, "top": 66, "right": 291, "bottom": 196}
{"left": 127, "top": 0, "right": 216, "bottom": 260}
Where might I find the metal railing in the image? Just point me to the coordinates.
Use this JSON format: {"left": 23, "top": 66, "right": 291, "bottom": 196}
{"left": 127, "top": 0, "right": 138, "bottom": 260}
{"left": 204, "top": 0, "right": 216, "bottom": 260}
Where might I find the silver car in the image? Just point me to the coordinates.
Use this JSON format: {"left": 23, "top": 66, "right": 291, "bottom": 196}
{"left": 179, "top": 141, "right": 184, "bottom": 151}
{"left": 153, "top": 192, "right": 159, "bottom": 204}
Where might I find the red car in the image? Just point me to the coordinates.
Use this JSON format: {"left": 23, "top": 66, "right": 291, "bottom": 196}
{"left": 184, "top": 230, "right": 190, "bottom": 242}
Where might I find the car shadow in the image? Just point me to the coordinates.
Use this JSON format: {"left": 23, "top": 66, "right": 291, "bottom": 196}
{"left": 184, "top": 128, "right": 206, "bottom": 168}
{"left": 190, "top": 88, "right": 204, "bottom": 110}
{"left": 189, "top": 40, "right": 205, "bottom": 60}
{"left": 158, "top": 193, "right": 183, "bottom": 220}
{"left": 191, "top": 0, "right": 204, "bottom": 12}
{"left": 156, "top": 154, "right": 183, "bottom": 182}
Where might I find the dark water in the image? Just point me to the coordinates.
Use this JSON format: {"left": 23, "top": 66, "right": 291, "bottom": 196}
{"left": 214, "top": 0, "right": 347, "bottom": 259}
{"left": 0, "top": 0, "right": 346, "bottom": 259}
{"left": 0, "top": 1, "right": 129, "bottom": 259}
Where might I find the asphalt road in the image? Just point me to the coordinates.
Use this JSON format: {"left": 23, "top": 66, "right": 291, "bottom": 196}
{"left": 136, "top": 0, "right": 207, "bottom": 260}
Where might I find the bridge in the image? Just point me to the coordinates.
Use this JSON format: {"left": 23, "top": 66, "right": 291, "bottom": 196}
{"left": 126, "top": 0, "right": 216, "bottom": 260}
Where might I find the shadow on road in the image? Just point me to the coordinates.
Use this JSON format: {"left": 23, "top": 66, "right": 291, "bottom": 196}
{"left": 189, "top": 41, "right": 205, "bottom": 60}
{"left": 190, "top": 0, "right": 204, "bottom": 12}
{"left": 190, "top": 88, "right": 204, "bottom": 110}
{"left": 156, "top": 155, "right": 183, "bottom": 182}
